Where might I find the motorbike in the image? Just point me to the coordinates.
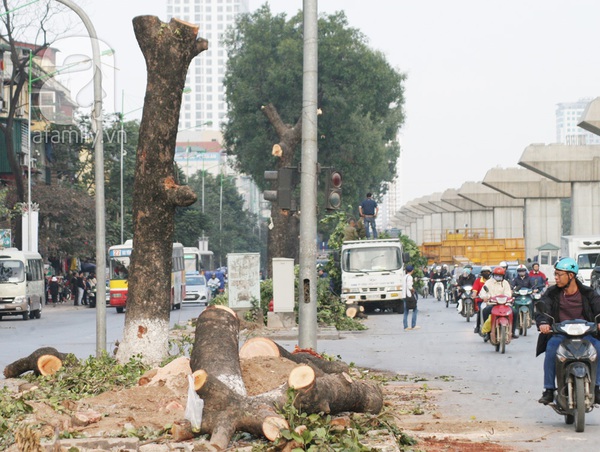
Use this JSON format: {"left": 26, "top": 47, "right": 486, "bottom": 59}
{"left": 432, "top": 278, "right": 447, "bottom": 302}
{"left": 444, "top": 279, "right": 457, "bottom": 308}
{"left": 208, "top": 283, "right": 220, "bottom": 300}
{"left": 542, "top": 314, "right": 599, "bottom": 432}
{"left": 457, "top": 285, "right": 476, "bottom": 322}
{"left": 512, "top": 287, "right": 540, "bottom": 336}
{"left": 483, "top": 291, "right": 514, "bottom": 354}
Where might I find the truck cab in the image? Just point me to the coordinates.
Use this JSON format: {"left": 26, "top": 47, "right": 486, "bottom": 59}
{"left": 340, "top": 239, "right": 408, "bottom": 313}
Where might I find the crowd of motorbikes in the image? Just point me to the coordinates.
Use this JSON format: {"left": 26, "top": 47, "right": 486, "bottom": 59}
{"left": 418, "top": 265, "right": 599, "bottom": 432}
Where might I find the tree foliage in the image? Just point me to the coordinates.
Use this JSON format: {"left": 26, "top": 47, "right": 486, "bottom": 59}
{"left": 183, "top": 170, "right": 264, "bottom": 268}
{"left": 222, "top": 4, "right": 406, "bottom": 211}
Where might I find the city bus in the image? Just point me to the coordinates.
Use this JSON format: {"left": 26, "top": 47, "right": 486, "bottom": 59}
{"left": 108, "top": 240, "right": 185, "bottom": 313}
{"left": 183, "top": 246, "right": 214, "bottom": 274}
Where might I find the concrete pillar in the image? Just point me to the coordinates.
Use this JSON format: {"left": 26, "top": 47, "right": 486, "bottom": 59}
{"left": 483, "top": 167, "right": 570, "bottom": 260}
{"left": 519, "top": 143, "right": 600, "bottom": 235}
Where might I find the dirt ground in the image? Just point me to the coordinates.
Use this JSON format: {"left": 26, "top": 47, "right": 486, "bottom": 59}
{"left": 3, "top": 350, "right": 517, "bottom": 451}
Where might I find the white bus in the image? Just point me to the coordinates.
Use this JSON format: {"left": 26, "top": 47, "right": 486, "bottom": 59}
{"left": 0, "top": 249, "right": 45, "bottom": 320}
{"left": 184, "top": 246, "right": 214, "bottom": 273}
{"left": 108, "top": 240, "right": 185, "bottom": 313}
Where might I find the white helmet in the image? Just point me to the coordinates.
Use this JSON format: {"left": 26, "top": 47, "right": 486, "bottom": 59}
{"left": 517, "top": 264, "right": 527, "bottom": 272}
{"left": 435, "top": 265, "right": 441, "bottom": 271}
{"left": 442, "top": 264, "right": 448, "bottom": 269}
{"left": 499, "top": 261, "right": 508, "bottom": 268}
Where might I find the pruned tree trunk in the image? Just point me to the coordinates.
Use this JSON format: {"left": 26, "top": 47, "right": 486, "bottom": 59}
{"left": 189, "top": 306, "right": 288, "bottom": 448}
{"left": 116, "top": 16, "right": 207, "bottom": 366}
{"left": 261, "top": 104, "right": 301, "bottom": 275}
{"left": 3, "top": 347, "right": 69, "bottom": 378}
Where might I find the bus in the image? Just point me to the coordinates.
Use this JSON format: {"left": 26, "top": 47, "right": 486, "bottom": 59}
{"left": 108, "top": 240, "right": 185, "bottom": 313}
{"left": 183, "top": 246, "right": 214, "bottom": 274}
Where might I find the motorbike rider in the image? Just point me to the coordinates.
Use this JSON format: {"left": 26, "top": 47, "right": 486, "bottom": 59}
{"left": 535, "top": 257, "right": 600, "bottom": 405}
{"left": 456, "top": 265, "right": 476, "bottom": 312}
{"left": 480, "top": 266, "right": 520, "bottom": 339}
{"left": 207, "top": 273, "right": 220, "bottom": 299}
{"left": 472, "top": 266, "right": 492, "bottom": 334}
{"left": 430, "top": 265, "right": 445, "bottom": 296}
{"left": 511, "top": 264, "right": 535, "bottom": 290}
{"left": 529, "top": 262, "right": 548, "bottom": 291}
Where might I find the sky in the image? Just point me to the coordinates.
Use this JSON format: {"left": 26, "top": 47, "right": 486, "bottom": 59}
{"left": 48, "top": 0, "right": 600, "bottom": 204}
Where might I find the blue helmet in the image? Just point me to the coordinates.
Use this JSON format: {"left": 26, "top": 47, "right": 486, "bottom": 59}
{"left": 555, "top": 257, "right": 578, "bottom": 275}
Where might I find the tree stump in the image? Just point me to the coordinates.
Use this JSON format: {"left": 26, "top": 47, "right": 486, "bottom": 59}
{"left": 3, "top": 347, "right": 69, "bottom": 378}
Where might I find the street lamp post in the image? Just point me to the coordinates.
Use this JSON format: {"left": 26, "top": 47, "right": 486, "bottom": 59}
{"left": 55, "top": 0, "right": 106, "bottom": 356}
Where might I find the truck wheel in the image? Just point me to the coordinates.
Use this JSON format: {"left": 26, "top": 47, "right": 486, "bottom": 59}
{"left": 116, "top": 307, "right": 124, "bottom": 314}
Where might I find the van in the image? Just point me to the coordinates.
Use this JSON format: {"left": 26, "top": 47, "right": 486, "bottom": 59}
{"left": 0, "top": 248, "right": 45, "bottom": 320}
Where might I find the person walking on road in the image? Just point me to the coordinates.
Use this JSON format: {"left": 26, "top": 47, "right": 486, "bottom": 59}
{"left": 359, "top": 192, "right": 379, "bottom": 239}
{"left": 403, "top": 265, "right": 420, "bottom": 330}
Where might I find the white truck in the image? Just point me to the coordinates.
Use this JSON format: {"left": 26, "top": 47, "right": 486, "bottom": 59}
{"left": 560, "top": 235, "right": 600, "bottom": 285}
{"left": 340, "top": 239, "right": 409, "bottom": 313}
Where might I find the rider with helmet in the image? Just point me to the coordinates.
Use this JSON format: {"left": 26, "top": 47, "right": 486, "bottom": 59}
{"left": 207, "top": 272, "right": 221, "bottom": 300}
{"left": 455, "top": 265, "right": 476, "bottom": 311}
{"left": 480, "top": 266, "right": 520, "bottom": 339}
{"left": 430, "top": 265, "right": 444, "bottom": 295}
{"left": 472, "top": 266, "right": 492, "bottom": 334}
{"left": 535, "top": 257, "right": 600, "bottom": 405}
{"left": 511, "top": 264, "right": 535, "bottom": 290}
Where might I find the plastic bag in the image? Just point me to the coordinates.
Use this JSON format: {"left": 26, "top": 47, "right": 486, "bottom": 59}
{"left": 185, "top": 374, "right": 204, "bottom": 431}
{"left": 481, "top": 316, "right": 492, "bottom": 334}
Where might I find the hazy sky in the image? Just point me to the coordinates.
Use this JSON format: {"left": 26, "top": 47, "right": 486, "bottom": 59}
{"left": 58, "top": 1, "right": 600, "bottom": 203}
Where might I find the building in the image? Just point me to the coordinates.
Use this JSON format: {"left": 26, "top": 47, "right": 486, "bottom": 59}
{"left": 556, "top": 99, "right": 600, "bottom": 145}
{"left": 166, "top": 0, "right": 250, "bottom": 132}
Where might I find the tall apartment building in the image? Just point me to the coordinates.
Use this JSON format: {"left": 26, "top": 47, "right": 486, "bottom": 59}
{"left": 556, "top": 98, "right": 600, "bottom": 145}
{"left": 166, "top": 0, "right": 249, "bottom": 132}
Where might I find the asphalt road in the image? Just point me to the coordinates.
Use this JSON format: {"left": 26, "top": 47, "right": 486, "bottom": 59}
{"left": 275, "top": 295, "right": 600, "bottom": 452}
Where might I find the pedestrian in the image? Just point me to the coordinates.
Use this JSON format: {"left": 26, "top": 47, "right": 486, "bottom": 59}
{"left": 49, "top": 277, "right": 60, "bottom": 305}
{"left": 69, "top": 272, "right": 79, "bottom": 305}
{"left": 76, "top": 271, "right": 86, "bottom": 306}
{"left": 359, "top": 192, "right": 379, "bottom": 239}
{"left": 403, "top": 265, "right": 420, "bottom": 330}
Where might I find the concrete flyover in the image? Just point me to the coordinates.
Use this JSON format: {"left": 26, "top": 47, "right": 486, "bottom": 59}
{"left": 457, "top": 181, "right": 524, "bottom": 240}
{"left": 483, "top": 167, "right": 570, "bottom": 261}
{"left": 519, "top": 144, "right": 600, "bottom": 235}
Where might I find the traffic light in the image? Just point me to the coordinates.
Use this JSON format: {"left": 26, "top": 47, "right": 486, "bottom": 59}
{"left": 263, "top": 167, "right": 295, "bottom": 210}
{"left": 326, "top": 169, "right": 342, "bottom": 210}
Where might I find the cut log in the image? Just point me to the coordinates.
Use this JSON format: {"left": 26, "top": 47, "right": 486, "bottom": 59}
{"left": 252, "top": 363, "right": 384, "bottom": 416}
{"left": 240, "top": 337, "right": 350, "bottom": 375}
{"left": 3, "top": 347, "right": 69, "bottom": 378}
{"left": 346, "top": 303, "right": 367, "bottom": 319}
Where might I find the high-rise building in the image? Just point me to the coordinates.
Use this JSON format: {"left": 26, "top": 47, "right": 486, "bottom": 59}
{"left": 166, "top": 0, "right": 249, "bottom": 132}
{"left": 556, "top": 98, "right": 600, "bottom": 145}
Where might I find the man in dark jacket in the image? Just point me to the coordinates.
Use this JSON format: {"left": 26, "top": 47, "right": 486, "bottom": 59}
{"left": 535, "top": 257, "right": 600, "bottom": 405}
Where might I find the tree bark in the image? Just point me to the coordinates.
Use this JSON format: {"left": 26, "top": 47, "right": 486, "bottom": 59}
{"left": 116, "top": 16, "right": 207, "bottom": 366}
{"left": 3, "top": 347, "right": 69, "bottom": 378}
{"left": 261, "top": 104, "right": 301, "bottom": 275}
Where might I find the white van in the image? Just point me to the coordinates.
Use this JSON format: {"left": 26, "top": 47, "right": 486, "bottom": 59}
{"left": 0, "top": 248, "right": 44, "bottom": 320}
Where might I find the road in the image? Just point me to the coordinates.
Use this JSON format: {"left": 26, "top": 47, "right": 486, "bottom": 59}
{"left": 0, "top": 302, "right": 205, "bottom": 370}
{"left": 276, "top": 294, "right": 600, "bottom": 452}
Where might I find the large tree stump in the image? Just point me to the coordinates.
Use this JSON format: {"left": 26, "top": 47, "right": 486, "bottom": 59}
{"left": 3, "top": 347, "right": 69, "bottom": 378}
{"left": 116, "top": 16, "right": 208, "bottom": 366}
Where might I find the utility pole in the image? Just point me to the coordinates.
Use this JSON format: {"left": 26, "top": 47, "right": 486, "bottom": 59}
{"left": 298, "top": 0, "right": 318, "bottom": 350}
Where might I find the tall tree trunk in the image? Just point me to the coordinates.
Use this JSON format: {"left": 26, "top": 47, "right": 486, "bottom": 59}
{"left": 116, "top": 16, "right": 207, "bottom": 365}
{"left": 261, "top": 104, "right": 301, "bottom": 275}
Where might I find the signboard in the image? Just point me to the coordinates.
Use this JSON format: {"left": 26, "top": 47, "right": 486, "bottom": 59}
{"left": 227, "top": 253, "right": 260, "bottom": 310}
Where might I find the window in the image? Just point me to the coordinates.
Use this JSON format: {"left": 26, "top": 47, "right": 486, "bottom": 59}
{"left": 38, "top": 91, "right": 56, "bottom": 121}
